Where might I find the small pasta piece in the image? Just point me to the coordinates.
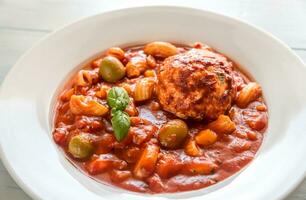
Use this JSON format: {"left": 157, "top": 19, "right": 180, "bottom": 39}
{"left": 195, "top": 129, "right": 218, "bottom": 146}
{"left": 69, "top": 95, "right": 108, "bottom": 116}
{"left": 76, "top": 70, "right": 98, "bottom": 86}
{"left": 207, "top": 115, "right": 236, "bottom": 134}
{"left": 146, "top": 55, "right": 157, "bottom": 68}
{"left": 184, "top": 139, "right": 202, "bottom": 157}
{"left": 236, "top": 82, "right": 262, "bottom": 108}
{"left": 134, "top": 144, "right": 160, "bottom": 179}
{"left": 60, "top": 88, "right": 75, "bottom": 102}
{"left": 126, "top": 57, "right": 147, "bottom": 78}
{"left": 134, "top": 78, "right": 155, "bottom": 102}
{"left": 144, "top": 70, "right": 156, "bottom": 77}
{"left": 144, "top": 41, "right": 178, "bottom": 58}
{"left": 106, "top": 47, "right": 125, "bottom": 60}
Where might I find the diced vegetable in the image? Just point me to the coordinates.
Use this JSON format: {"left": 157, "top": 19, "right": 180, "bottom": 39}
{"left": 129, "top": 124, "right": 157, "bottom": 145}
{"left": 53, "top": 131, "right": 66, "bottom": 145}
{"left": 144, "top": 70, "right": 156, "bottom": 77}
{"left": 85, "top": 154, "right": 127, "bottom": 175}
{"left": 146, "top": 174, "right": 165, "bottom": 193}
{"left": 95, "top": 85, "right": 109, "bottom": 99}
{"left": 184, "top": 139, "right": 202, "bottom": 157}
{"left": 256, "top": 104, "right": 267, "bottom": 111}
{"left": 246, "top": 114, "right": 267, "bottom": 131}
{"left": 156, "top": 153, "right": 182, "bottom": 178}
{"left": 207, "top": 115, "right": 236, "bottom": 134}
{"left": 120, "top": 146, "right": 141, "bottom": 163}
{"left": 182, "top": 158, "right": 217, "bottom": 175}
{"left": 109, "top": 170, "right": 131, "bottom": 182}
{"left": 124, "top": 101, "right": 138, "bottom": 116}
{"left": 158, "top": 119, "right": 188, "bottom": 149}
{"left": 99, "top": 56, "right": 126, "bottom": 83}
{"left": 195, "top": 129, "right": 218, "bottom": 146}
{"left": 134, "top": 144, "right": 160, "bottom": 179}
{"left": 68, "top": 134, "right": 94, "bottom": 159}
{"left": 95, "top": 133, "right": 116, "bottom": 154}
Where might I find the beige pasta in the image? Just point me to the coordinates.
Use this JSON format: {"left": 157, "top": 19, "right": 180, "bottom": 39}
{"left": 106, "top": 47, "right": 125, "bottom": 60}
{"left": 236, "top": 82, "right": 262, "bottom": 108}
{"left": 207, "top": 115, "right": 236, "bottom": 134}
{"left": 144, "top": 41, "right": 178, "bottom": 58}
{"left": 69, "top": 95, "right": 108, "bottom": 116}
{"left": 134, "top": 78, "right": 155, "bottom": 101}
{"left": 146, "top": 55, "right": 157, "bottom": 68}
{"left": 76, "top": 70, "right": 98, "bottom": 86}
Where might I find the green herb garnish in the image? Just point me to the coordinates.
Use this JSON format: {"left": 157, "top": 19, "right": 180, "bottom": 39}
{"left": 107, "top": 87, "right": 131, "bottom": 141}
{"left": 111, "top": 110, "right": 130, "bottom": 141}
{"left": 107, "top": 87, "right": 130, "bottom": 110}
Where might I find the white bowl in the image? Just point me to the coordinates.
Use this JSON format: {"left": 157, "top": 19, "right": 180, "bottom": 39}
{"left": 1, "top": 6, "right": 306, "bottom": 200}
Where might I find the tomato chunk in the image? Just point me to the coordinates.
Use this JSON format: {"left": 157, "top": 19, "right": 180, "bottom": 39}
{"left": 156, "top": 153, "right": 182, "bottom": 178}
{"left": 85, "top": 154, "right": 127, "bottom": 175}
{"left": 181, "top": 157, "right": 217, "bottom": 175}
{"left": 109, "top": 170, "right": 131, "bottom": 183}
{"left": 134, "top": 144, "right": 160, "bottom": 179}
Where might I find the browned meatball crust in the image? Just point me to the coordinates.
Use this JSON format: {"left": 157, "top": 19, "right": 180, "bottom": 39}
{"left": 156, "top": 48, "right": 236, "bottom": 120}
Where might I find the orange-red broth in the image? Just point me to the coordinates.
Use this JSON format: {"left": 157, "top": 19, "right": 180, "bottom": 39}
{"left": 53, "top": 44, "right": 268, "bottom": 193}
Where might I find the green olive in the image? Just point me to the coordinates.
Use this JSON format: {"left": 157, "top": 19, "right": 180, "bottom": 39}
{"left": 158, "top": 119, "right": 188, "bottom": 149}
{"left": 68, "top": 134, "right": 94, "bottom": 159}
{"left": 99, "top": 56, "right": 126, "bottom": 83}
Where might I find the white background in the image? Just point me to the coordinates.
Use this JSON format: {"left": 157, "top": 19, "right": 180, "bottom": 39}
{"left": 0, "top": 0, "right": 305, "bottom": 199}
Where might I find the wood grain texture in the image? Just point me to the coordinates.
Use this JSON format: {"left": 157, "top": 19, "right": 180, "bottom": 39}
{"left": 0, "top": 0, "right": 306, "bottom": 48}
{"left": 0, "top": 0, "right": 305, "bottom": 199}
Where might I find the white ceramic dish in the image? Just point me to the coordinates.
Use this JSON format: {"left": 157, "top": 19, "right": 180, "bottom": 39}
{"left": 0, "top": 6, "right": 306, "bottom": 200}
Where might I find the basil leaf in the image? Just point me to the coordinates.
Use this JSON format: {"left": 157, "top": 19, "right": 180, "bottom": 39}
{"left": 111, "top": 110, "right": 130, "bottom": 141}
{"left": 107, "top": 87, "right": 130, "bottom": 111}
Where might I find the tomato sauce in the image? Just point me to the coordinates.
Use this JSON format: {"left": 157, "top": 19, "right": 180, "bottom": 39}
{"left": 53, "top": 42, "right": 268, "bottom": 193}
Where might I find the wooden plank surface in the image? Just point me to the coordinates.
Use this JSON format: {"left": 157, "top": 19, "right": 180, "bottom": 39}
{"left": 0, "top": 0, "right": 305, "bottom": 199}
{"left": 0, "top": 0, "right": 306, "bottom": 48}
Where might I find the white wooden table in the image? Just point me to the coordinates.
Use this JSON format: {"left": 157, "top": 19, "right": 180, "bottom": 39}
{"left": 0, "top": 0, "right": 305, "bottom": 199}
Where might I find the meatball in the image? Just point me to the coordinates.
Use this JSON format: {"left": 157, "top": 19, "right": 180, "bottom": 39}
{"left": 156, "top": 49, "right": 236, "bottom": 120}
